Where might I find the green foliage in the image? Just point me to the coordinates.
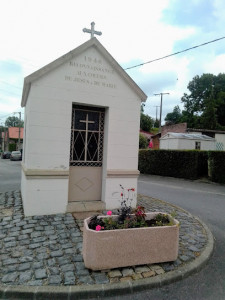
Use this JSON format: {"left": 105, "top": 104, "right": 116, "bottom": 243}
{"left": 5, "top": 116, "right": 24, "bottom": 128}
{"left": 139, "top": 149, "right": 208, "bottom": 179}
{"left": 165, "top": 105, "right": 182, "bottom": 125}
{"left": 208, "top": 151, "right": 225, "bottom": 183}
{"left": 151, "top": 128, "right": 159, "bottom": 135}
{"left": 8, "top": 143, "right": 16, "bottom": 152}
{"left": 179, "top": 73, "right": 225, "bottom": 129}
{"left": 140, "top": 113, "right": 153, "bottom": 132}
{"left": 89, "top": 210, "right": 173, "bottom": 231}
{"left": 139, "top": 134, "right": 148, "bottom": 149}
{"left": 154, "top": 119, "right": 160, "bottom": 128}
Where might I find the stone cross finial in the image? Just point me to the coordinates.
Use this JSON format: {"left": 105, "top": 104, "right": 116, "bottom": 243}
{"left": 83, "top": 22, "right": 102, "bottom": 39}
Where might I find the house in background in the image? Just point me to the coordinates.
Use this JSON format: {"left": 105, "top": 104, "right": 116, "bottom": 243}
{"left": 152, "top": 123, "right": 225, "bottom": 150}
{"left": 152, "top": 123, "right": 187, "bottom": 150}
{"left": 187, "top": 128, "right": 225, "bottom": 151}
{"left": 140, "top": 130, "right": 153, "bottom": 141}
{"left": 151, "top": 133, "right": 160, "bottom": 149}
{"left": 1, "top": 127, "right": 24, "bottom": 151}
{"left": 160, "top": 132, "right": 215, "bottom": 151}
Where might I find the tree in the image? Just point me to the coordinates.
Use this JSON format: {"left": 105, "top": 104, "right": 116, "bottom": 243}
{"left": 154, "top": 119, "right": 160, "bottom": 128}
{"left": 200, "top": 86, "right": 217, "bottom": 130}
{"left": 140, "top": 113, "right": 153, "bottom": 132}
{"left": 165, "top": 105, "right": 182, "bottom": 125}
{"left": 140, "top": 103, "right": 153, "bottom": 132}
{"left": 5, "top": 116, "right": 24, "bottom": 128}
{"left": 180, "top": 73, "right": 225, "bottom": 129}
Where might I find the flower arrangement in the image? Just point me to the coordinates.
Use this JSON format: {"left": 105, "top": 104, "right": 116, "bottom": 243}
{"left": 83, "top": 186, "right": 180, "bottom": 270}
{"left": 88, "top": 185, "right": 174, "bottom": 231}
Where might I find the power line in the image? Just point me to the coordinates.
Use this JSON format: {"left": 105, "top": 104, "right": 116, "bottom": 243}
{"left": 0, "top": 80, "right": 22, "bottom": 90}
{"left": 124, "top": 36, "right": 225, "bottom": 70}
{"left": 0, "top": 111, "right": 24, "bottom": 123}
{"left": 0, "top": 88, "right": 21, "bottom": 96}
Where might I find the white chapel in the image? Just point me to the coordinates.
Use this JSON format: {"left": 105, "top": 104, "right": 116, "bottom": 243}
{"left": 21, "top": 30, "right": 147, "bottom": 216}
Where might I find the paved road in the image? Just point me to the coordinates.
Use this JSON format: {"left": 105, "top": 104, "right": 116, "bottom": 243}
{"left": 0, "top": 159, "right": 21, "bottom": 192}
{"left": 104, "top": 175, "right": 225, "bottom": 300}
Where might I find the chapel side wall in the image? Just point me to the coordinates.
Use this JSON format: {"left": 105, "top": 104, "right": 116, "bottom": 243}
{"left": 21, "top": 94, "right": 32, "bottom": 205}
{"left": 22, "top": 94, "right": 32, "bottom": 165}
{"left": 23, "top": 84, "right": 72, "bottom": 171}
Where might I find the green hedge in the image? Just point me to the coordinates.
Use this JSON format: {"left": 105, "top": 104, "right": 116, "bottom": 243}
{"left": 139, "top": 150, "right": 201, "bottom": 179}
{"left": 197, "top": 151, "right": 209, "bottom": 177}
{"left": 208, "top": 151, "right": 225, "bottom": 183}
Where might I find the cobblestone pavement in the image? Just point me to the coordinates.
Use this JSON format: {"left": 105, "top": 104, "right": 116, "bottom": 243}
{"left": 0, "top": 191, "right": 207, "bottom": 287}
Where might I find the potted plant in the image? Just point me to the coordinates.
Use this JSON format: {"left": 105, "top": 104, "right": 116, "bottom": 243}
{"left": 83, "top": 185, "right": 179, "bottom": 271}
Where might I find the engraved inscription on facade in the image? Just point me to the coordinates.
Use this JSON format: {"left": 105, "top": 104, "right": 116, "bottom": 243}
{"left": 64, "top": 55, "right": 116, "bottom": 89}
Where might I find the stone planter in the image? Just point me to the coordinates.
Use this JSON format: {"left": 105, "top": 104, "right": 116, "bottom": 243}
{"left": 83, "top": 212, "right": 179, "bottom": 270}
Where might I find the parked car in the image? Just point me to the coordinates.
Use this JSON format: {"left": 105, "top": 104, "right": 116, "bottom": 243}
{"left": 1, "top": 151, "right": 11, "bottom": 159}
{"left": 10, "top": 151, "right": 22, "bottom": 161}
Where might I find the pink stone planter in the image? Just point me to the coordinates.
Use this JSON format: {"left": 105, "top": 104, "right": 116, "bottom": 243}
{"left": 83, "top": 212, "right": 179, "bottom": 270}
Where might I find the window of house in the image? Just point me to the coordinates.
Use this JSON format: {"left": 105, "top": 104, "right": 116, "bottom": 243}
{"left": 195, "top": 141, "right": 201, "bottom": 150}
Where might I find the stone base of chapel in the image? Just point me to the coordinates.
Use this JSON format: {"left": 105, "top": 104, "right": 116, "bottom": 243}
{"left": 67, "top": 201, "right": 106, "bottom": 213}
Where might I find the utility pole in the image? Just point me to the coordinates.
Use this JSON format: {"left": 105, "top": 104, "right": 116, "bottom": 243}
{"left": 14, "top": 112, "right": 21, "bottom": 150}
{"left": 153, "top": 105, "right": 160, "bottom": 127}
{"left": 154, "top": 93, "right": 170, "bottom": 131}
{"left": 0, "top": 123, "right": 4, "bottom": 152}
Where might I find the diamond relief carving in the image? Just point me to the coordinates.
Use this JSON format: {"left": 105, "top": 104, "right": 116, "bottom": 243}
{"left": 75, "top": 177, "right": 94, "bottom": 192}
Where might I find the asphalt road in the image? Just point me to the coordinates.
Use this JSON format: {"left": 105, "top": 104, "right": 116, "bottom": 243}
{"left": 0, "top": 158, "right": 21, "bottom": 192}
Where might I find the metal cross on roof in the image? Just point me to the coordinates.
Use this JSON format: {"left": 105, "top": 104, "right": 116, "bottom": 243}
{"left": 83, "top": 22, "right": 102, "bottom": 39}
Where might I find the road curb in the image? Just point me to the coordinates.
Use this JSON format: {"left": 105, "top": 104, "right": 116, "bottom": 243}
{"left": 0, "top": 215, "right": 214, "bottom": 300}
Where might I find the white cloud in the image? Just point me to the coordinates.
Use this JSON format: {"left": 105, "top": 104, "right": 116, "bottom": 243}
{"left": 204, "top": 54, "right": 225, "bottom": 74}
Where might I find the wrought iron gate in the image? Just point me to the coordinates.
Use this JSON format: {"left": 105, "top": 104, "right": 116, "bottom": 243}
{"left": 70, "top": 105, "right": 105, "bottom": 166}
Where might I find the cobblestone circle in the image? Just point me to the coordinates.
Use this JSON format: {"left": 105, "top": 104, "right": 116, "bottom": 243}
{"left": 0, "top": 191, "right": 208, "bottom": 286}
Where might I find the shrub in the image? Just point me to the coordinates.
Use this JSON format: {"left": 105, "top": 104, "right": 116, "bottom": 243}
{"left": 208, "top": 151, "right": 225, "bottom": 183}
{"left": 139, "top": 134, "right": 148, "bottom": 149}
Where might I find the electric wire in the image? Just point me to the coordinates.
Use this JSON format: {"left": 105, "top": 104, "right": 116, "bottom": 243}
{"left": 124, "top": 36, "right": 225, "bottom": 70}
{"left": 0, "top": 80, "right": 22, "bottom": 90}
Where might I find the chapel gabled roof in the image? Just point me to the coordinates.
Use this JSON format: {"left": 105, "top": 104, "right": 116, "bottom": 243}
{"left": 21, "top": 38, "right": 147, "bottom": 107}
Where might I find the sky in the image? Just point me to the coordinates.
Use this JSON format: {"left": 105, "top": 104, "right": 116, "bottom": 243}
{"left": 0, "top": 0, "right": 225, "bottom": 126}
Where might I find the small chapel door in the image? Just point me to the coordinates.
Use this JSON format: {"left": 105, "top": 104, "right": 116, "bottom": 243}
{"left": 68, "top": 105, "right": 105, "bottom": 202}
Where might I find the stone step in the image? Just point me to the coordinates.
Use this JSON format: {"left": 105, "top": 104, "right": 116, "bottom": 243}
{"left": 67, "top": 201, "right": 105, "bottom": 213}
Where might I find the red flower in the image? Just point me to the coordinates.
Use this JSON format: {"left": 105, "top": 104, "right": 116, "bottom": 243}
{"left": 96, "top": 225, "right": 102, "bottom": 231}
